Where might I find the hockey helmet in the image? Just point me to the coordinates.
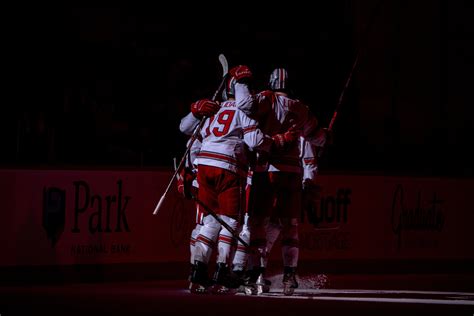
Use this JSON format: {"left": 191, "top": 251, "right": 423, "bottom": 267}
{"left": 269, "top": 68, "right": 289, "bottom": 91}
{"left": 222, "top": 76, "right": 237, "bottom": 100}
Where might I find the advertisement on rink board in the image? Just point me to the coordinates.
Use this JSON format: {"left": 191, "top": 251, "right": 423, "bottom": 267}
{"left": 0, "top": 169, "right": 473, "bottom": 267}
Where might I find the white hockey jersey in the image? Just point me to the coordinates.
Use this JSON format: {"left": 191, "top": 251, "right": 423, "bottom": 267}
{"left": 235, "top": 83, "right": 319, "bottom": 173}
{"left": 195, "top": 100, "right": 271, "bottom": 176}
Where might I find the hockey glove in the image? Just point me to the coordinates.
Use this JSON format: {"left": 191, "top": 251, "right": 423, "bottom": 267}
{"left": 177, "top": 167, "right": 196, "bottom": 200}
{"left": 190, "top": 99, "right": 220, "bottom": 119}
{"left": 229, "top": 65, "right": 253, "bottom": 81}
{"left": 272, "top": 129, "right": 300, "bottom": 151}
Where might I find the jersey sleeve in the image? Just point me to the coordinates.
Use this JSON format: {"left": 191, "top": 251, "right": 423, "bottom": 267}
{"left": 235, "top": 83, "right": 272, "bottom": 119}
{"left": 179, "top": 112, "right": 200, "bottom": 135}
{"left": 187, "top": 137, "right": 202, "bottom": 169}
{"left": 297, "top": 103, "right": 326, "bottom": 147}
{"left": 307, "top": 128, "right": 327, "bottom": 147}
{"left": 241, "top": 111, "right": 273, "bottom": 152}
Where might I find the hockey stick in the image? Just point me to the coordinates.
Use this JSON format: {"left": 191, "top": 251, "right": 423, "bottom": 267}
{"left": 153, "top": 54, "right": 229, "bottom": 215}
{"left": 193, "top": 197, "right": 249, "bottom": 248}
{"left": 173, "top": 157, "right": 182, "bottom": 181}
{"left": 318, "top": 0, "right": 383, "bottom": 158}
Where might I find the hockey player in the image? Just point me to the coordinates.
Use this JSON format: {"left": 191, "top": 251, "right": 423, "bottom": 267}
{"left": 232, "top": 66, "right": 327, "bottom": 295}
{"left": 189, "top": 75, "right": 297, "bottom": 294}
{"left": 178, "top": 82, "right": 222, "bottom": 286}
{"left": 179, "top": 78, "right": 249, "bottom": 292}
{"left": 218, "top": 77, "right": 253, "bottom": 287}
{"left": 175, "top": 135, "right": 204, "bottom": 284}
{"left": 177, "top": 97, "right": 220, "bottom": 289}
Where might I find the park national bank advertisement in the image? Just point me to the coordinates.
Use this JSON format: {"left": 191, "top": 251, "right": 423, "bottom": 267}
{"left": 0, "top": 170, "right": 473, "bottom": 267}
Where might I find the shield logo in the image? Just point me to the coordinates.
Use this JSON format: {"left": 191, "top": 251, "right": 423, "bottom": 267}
{"left": 42, "top": 187, "right": 66, "bottom": 247}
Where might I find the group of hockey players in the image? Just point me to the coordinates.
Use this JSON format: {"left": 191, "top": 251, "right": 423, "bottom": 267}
{"left": 176, "top": 64, "right": 328, "bottom": 295}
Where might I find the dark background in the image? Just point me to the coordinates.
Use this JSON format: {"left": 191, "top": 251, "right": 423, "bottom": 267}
{"left": 2, "top": 1, "right": 473, "bottom": 177}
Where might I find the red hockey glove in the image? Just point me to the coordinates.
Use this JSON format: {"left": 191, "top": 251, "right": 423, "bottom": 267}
{"left": 190, "top": 99, "right": 220, "bottom": 119}
{"left": 229, "top": 65, "right": 253, "bottom": 81}
{"left": 177, "top": 167, "right": 196, "bottom": 199}
{"left": 272, "top": 129, "right": 300, "bottom": 151}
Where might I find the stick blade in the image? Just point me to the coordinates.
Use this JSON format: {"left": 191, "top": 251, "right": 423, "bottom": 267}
{"left": 152, "top": 195, "right": 166, "bottom": 215}
{"left": 218, "top": 54, "right": 228, "bottom": 76}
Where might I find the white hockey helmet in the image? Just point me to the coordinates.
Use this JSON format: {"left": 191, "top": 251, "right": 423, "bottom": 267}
{"left": 269, "top": 68, "right": 289, "bottom": 91}
{"left": 222, "top": 75, "right": 237, "bottom": 100}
